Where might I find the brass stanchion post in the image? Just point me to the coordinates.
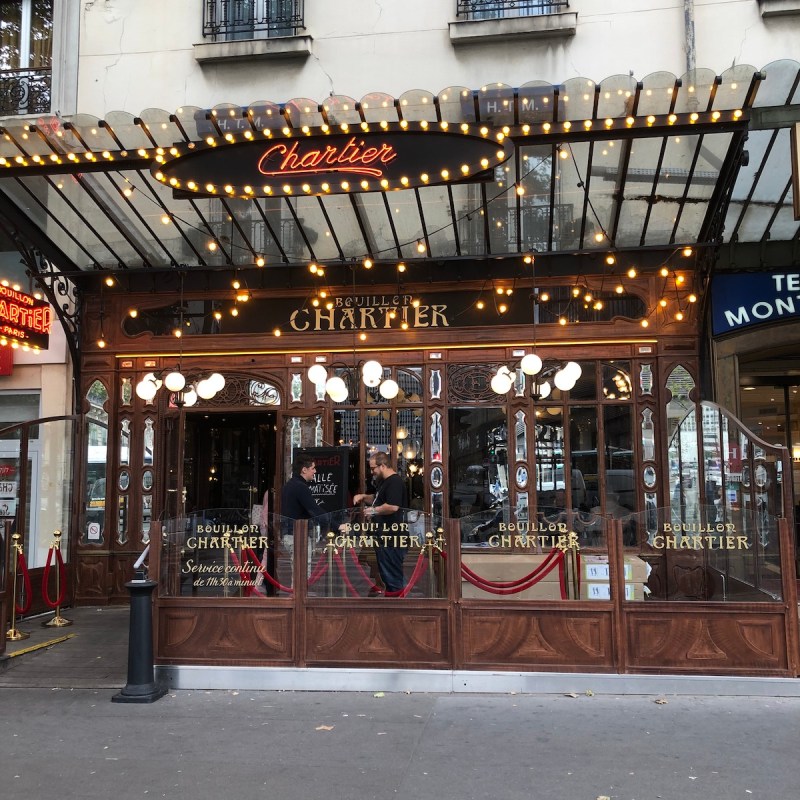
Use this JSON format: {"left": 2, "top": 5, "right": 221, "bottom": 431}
{"left": 426, "top": 531, "right": 435, "bottom": 597}
{"left": 43, "top": 530, "right": 72, "bottom": 628}
{"left": 7, "top": 533, "right": 29, "bottom": 641}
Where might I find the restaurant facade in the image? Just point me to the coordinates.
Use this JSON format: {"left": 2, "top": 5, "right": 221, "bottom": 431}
{"left": 2, "top": 2, "right": 800, "bottom": 683}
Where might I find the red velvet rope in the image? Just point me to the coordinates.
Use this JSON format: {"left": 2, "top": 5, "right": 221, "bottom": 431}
{"left": 558, "top": 555, "right": 567, "bottom": 600}
{"left": 346, "top": 547, "right": 382, "bottom": 592}
{"left": 459, "top": 547, "right": 560, "bottom": 588}
{"left": 392, "top": 550, "right": 428, "bottom": 598}
{"left": 307, "top": 550, "right": 330, "bottom": 586}
{"left": 332, "top": 551, "right": 363, "bottom": 597}
{"left": 14, "top": 549, "right": 32, "bottom": 615}
{"left": 243, "top": 548, "right": 294, "bottom": 595}
{"left": 460, "top": 551, "right": 564, "bottom": 595}
{"left": 41, "top": 545, "right": 67, "bottom": 609}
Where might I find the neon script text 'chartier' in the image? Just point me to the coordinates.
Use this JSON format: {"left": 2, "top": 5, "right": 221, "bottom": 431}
{"left": 258, "top": 137, "right": 398, "bottom": 179}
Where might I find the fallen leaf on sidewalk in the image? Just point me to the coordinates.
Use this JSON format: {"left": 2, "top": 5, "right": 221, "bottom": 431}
{"left": 585, "top": 689, "right": 594, "bottom": 696}
{"left": 564, "top": 692, "right": 578, "bottom": 698}
{"left": 596, "top": 795, "right": 611, "bottom": 800}
{"left": 315, "top": 725, "right": 335, "bottom": 731}
{"left": 373, "top": 691, "right": 385, "bottom": 698}
{"left": 654, "top": 697, "right": 668, "bottom": 704}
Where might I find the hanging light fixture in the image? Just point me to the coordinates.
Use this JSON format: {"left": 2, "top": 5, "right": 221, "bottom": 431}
{"left": 491, "top": 354, "right": 582, "bottom": 400}
{"left": 307, "top": 359, "right": 400, "bottom": 402}
{"left": 133, "top": 276, "right": 226, "bottom": 406}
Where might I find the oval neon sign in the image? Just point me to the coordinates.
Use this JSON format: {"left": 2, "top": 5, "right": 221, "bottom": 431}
{"left": 153, "top": 123, "right": 514, "bottom": 198}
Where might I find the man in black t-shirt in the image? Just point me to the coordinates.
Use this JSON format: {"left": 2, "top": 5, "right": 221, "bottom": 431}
{"left": 354, "top": 452, "right": 408, "bottom": 593}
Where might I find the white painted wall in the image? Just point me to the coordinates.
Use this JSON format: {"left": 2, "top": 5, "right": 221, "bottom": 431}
{"left": 72, "top": 0, "right": 800, "bottom": 117}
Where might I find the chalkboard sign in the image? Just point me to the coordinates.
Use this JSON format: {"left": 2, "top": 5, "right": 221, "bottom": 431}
{"left": 299, "top": 447, "right": 358, "bottom": 514}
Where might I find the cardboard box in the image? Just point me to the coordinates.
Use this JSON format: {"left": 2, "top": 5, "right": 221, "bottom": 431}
{"left": 579, "top": 555, "right": 649, "bottom": 601}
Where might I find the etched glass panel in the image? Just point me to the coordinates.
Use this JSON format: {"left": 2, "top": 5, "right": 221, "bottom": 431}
{"left": 514, "top": 410, "right": 527, "bottom": 462}
{"left": 143, "top": 418, "right": 154, "bottom": 466}
{"left": 119, "top": 418, "right": 130, "bottom": 466}
{"left": 291, "top": 373, "right": 302, "bottom": 402}
{"left": 141, "top": 494, "right": 152, "bottom": 543}
{"left": 249, "top": 380, "right": 280, "bottom": 406}
{"left": 639, "top": 364, "right": 654, "bottom": 395}
{"left": 430, "top": 411, "right": 443, "bottom": 462}
{"left": 121, "top": 377, "right": 133, "bottom": 407}
{"left": 117, "top": 495, "right": 128, "bottom": 545}
{"left": 85, "top": 380, "right": 109, "bottom": 546}
{"left": 642, "top": 407, "right": 655, "bottom": 461}
{"left": 429, "top": 368, "right": 442, "bottom": 400}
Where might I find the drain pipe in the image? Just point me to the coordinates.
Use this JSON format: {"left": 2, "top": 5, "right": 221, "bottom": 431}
{"left": 683, "top": 0, "right": 696, "bottom": 74}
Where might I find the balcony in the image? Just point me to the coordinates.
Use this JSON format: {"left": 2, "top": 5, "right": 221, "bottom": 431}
{"left": 0, "top": 68, "right": 52, "bottom": 117}
{"left": 450, "top": 1, "right": 576, "bottom": 45}
{"left": 758, "top": 0, "right": 800, "bottom": 16}
{"left": 195, "top": 0, "right": 311, "bottom": 64}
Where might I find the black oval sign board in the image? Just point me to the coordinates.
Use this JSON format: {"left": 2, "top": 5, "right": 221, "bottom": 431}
{"left": 153, "top": 125, "right": 513, "bottom": 198}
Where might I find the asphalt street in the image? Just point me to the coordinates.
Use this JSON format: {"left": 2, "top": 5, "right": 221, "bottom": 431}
{"left": 1, "top": 687, "right": 798, "bottom": 800}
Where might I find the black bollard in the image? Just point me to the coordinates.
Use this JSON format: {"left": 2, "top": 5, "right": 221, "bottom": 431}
{"left": 112, "top": 576, "right": 167, "bottom": 704}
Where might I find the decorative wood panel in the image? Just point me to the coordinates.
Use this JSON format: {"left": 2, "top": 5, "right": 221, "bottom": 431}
{"left": 157, "top": 606, "right": 294, "bottom": 664}
{"left": 304, "top": 603, "right": 450, "bottom": 667}
{"left": 625, "top": 609, "right": 789, "bottom": 673}
{"left": 75, "top": 555, "right": 111, "bottom": 603}
{"left": 461, "top": 607, "right": 615, "bottom": 670}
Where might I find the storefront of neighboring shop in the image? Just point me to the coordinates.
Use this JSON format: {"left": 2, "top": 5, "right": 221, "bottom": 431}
{"left": 1, "top": 67, "right": 797, "bottom": 678}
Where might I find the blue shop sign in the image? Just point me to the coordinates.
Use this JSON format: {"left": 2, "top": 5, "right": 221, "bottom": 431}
{"left": 711, "top": 271, "right": 800, "bottom": 336}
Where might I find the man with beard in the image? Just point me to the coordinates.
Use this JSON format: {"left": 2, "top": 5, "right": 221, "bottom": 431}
{"left": 353, "top": 452, "right": 408, "bottom": 594}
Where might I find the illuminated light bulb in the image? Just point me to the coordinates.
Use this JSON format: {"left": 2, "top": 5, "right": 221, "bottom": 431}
{"left": 476, "top": 300, "right": 485, "bottom": 310}
{"left": 688, "top": 294, "right": 697, "bottom": 303}
{"left": 641, "top": 319, "right": 649, "bottom": 328}
{"left": 660, "top": 267, "right": 669, "bottom": 277}
{"left": 360, "top": 180, "right": 369, "bottom": 190}
{"left": 627, "top": 267, "right": 637, "bottom": 278}
{"left": 540, "top": 292, "right": 549, "bottom": 302}
{"left": 543, "top": 122, "right": 551, "bottom": 132}
{"left": 213, "top": 311, "right": 222, "bottom": 321}
{"left": 572, "top": 287, "right": 581, "bottom": 297}
{"left": 675, "top": 311, "right": 684, "bottom": 321}
{"left": 520, "top": 353, "right": 542, "bottom": 376}
{"left": 379, "top": 379, "right": 400, "bottom": 400}
{"left": 516, "top": 185, "right": 524, "bottom": 196}
{"left": 523, "top": 253, "right": 535, "bottom": 265}
{"left": 256, "top": 257, "right": 265, "bottom": 267}
{"left": 302, "top": 183, "right": 311, "bottom": 193}
{"left": 97, "top": 338, "right": 107, "bottom": 349}
{"left": 683, "top": 247, "right": 693, "bottom": 257}
{"left": 594, "top": 301, "right": 604, "bottom": 310}
{"left": 420, "top": 173, "right": 429, "bottom": 183}
{"left": 207, "top": 373, "right": 225, "bottom": 393}
{"left": 534, "top": 380, "right": 551, "bottom": 400}
{"left": 594, "top": 232, "right": 604, "bottom": 242}
{"left": 401, "top": 321, "right": 409, "bottom": 330}
{"left": 490, "top": 371, "right": 513, "bottom": 395}
{"left": 397, "top": 262, "right": 406, "bottom": 272}
{"left": 362, "top": 360, "right": 383, "bottom": 387}
{"left": 733, "top": 109, "right": 742, "bottom": 119}
{"left": 690, "top": 112, "right": 699, "bottom": 122}
{"left": 308, "top": 364, "right": 328, "bottom": 384}
{"left": 626, "top": 116, "right": 635, "bottom": 126}
{"left": 224, "top": 184, "right": 234, "bottom": 194}
{"left": 359, "top": 333, "right": 367, "bottom": 341}
{"left": 461, "top": 164, "right": 470, "bottom": 175}
{"left": 161, "top": 214, "right": 171, "bottom": 225}
{"left": 497, "top": 287, "right": 505, "bottom": 295}
{"left": 411, "top": 299, "right": 420, "bottom": 308}
{"left": 196, "top": 379, "right": 216, "bottom": 400}
{"left": 164, "top": 371, "right": 186, "bottom": 392}
{"left": 326, "top": 301, "right": 333, "bottom": 310}
{"left": 606, "top": 255, "right": 616, "bottom": 265}
{"left": 584, "top": 119, "right": 592, "bottom": 129}
{"left": 232, "top": 280, "right": 241, "bottom": 289}
{"left": 309, "top": 263, "right": 318, "bottom": 274}
{"left": 341, "top": 181, "right": 350, "bottom": 190}
{"left": 205, "top": 183, "right": 215, "bottom": 193}
{"left": 173, "top": 328, "right": 182, "bottom": 338}
{"left": 712, "top": 111, "right": 721, "bottom": 121}
{"left": 584, "top": 293, "right": 593, "bottom": 303}
{"left": 311, "top": 298, "right": 320, "bottom": 307}
{"left": 416, "top": 240, "right": 426, "bottom": 253}
{"left": 559, "top": 149, "right": 568, "bottom": 160}
{"left": 676, "top": 275, "right": 685, "bottom": 285}
{"left": 659, "top": 299, "right": 668, "bottom": 308}
{"left": 364, "top": 258, "right": 373, "bottom": 269}
{"left": 559, "top": 317, "right": 567, "bottom": 326}
{"left": 273, "top": 328, "right": 282, "bottom": 336}
{"left": 506, "top": 288, "right": 513, "bottom": 296}
{"left": 208, "top": 241, "right": 217, "bottom": 251}
{"left": 498, "top": 303, "right": 508, "bottom": 313}
{"left": 320, "top": 290, "right": 327, "bottom": 298}
{"left": 480, "top": 158, "right": 489, "bottom": 168}
{"left": 231, "top": 306, "right": 238, "bottom": 316}
{"left": 182, "top": 387, "right": 198, "bottom": 407}
{"left": 441, "top": 169, "right": 449, "bottom": 180}
{"left": 105, "top": 276, "right": 115, "bottom": 287}
{"left": 135, "top": 379, "right": 158, "bottom": 401}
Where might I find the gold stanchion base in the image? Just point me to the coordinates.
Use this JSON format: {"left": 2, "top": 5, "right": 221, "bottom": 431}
{"left": 7, "top": 628, "right": 30, "bottom": 641}
{"left": 42, "top": 614, "right": 72, "bottom": 628}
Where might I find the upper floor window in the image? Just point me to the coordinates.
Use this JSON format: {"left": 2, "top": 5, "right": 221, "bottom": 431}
{"left": 455, "top": 0, "right": 568, "bottom": 19}
{"left": 203, "top": 0, "right": 305, "bottom": 42}
{"left": 0, "top": 0, "right": 52, "bottom": 116}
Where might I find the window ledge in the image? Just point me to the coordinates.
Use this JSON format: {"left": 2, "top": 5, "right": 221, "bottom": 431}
{"left": 449, "top": 12, "right": 577, "bottom": 45}
{"left": 194, "top": 35, "right": 313, "bottom": 64}
{"left": 759, "top": 0, "right": 800, "bottom": 16}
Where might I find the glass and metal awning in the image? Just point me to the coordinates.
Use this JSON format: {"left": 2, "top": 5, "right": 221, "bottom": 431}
{"left": 0, "top": 61, "right": 797, "bottom": 283}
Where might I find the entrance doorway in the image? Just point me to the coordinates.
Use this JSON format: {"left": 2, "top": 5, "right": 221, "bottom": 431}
{"left": 183, "top": 411, "right": 277, "bottom": 517}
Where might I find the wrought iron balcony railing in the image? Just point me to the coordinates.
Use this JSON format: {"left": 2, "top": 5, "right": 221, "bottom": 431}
{"left": 203, "top": 0, "right": 305, "bottom": 41}
{"left": 0, "top": 68, "right": 52, "bottom": 117}
{"left": 456, "top": 0, "right": 569, "bottom": 19}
